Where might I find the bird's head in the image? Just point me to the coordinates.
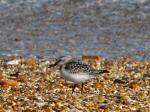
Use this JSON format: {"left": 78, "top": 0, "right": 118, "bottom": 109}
{"left": 49, "top": 56, "right": 72, "bottom": 68}
{"left": 57, "top": 56, "right": 73, "bottom": 65}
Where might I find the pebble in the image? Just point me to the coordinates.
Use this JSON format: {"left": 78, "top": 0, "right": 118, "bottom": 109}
{"left": 113, "top": 79, "right": 128, "bottom": 84}
{"left": 0, "top": 56, "right": 149, "bottom": 111}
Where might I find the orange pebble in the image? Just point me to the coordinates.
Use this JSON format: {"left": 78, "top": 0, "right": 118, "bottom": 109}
{"left": 94, "top": 82, "right": 103, "bottom": 90}
{"left": 0, "top": 72, "right": 3, "bottom": 80}
{"left": 129, "top": 82, "right": 140, "bottom": 90}
{"left": 0, "top": 80, "right": 17, "bottom": 86}
{"left": 81, "top": 55, "right": 102, "bottom": 61}
{"left": 103, "top": 74, "right": 110, "bottom": 80}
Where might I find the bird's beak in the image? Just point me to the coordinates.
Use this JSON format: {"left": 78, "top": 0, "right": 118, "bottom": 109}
{"left": 49, "top": 59, "right": 61, "bottom": 68}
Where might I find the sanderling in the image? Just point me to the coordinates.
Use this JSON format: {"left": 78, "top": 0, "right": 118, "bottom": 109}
{"left": 50, "top": 56, "right": 109, "bottom": 93}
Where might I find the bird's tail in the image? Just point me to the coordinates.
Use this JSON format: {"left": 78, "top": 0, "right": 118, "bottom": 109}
{"left": 91, "top": 69, "right": 109, "bottom": 75}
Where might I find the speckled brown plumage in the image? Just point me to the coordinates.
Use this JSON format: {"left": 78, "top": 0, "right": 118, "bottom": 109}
{"left": 64, "top": 59, "right": 109, "bottom": 75}
{"left": 64, "top": 60, "right": 91, "bottom": 74}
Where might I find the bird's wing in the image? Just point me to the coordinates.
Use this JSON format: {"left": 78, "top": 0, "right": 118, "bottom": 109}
{"left": 64, "top": 60, "right": 92, "bottom": 74}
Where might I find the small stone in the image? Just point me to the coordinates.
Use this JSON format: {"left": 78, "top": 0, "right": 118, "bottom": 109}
{"left": 103, "top": 74, "right": 110, "bottom": 80}
{"left": 99, "top": 103, "right": 108, "bottom": 109}
{"left": 7, "top": 59, "right": 21, "bottom": 65}
{"left": 56, "top": 101, "right": 63, "bottom": 108}
{"left": 143, "top": 74, "right": 150, "bottom": 79}
{"left": 36, "top": 102, "right": 48, "bottom": 107}
{"left": 0, "top": 71, "right": 3, "bottom": 80}
{"left": 0, "top": 80, "right": 17, "bottom": 86}
{"left": 50, "top": 102, "right": 55, "bottom": 107}
{"left": 114, "top": 79, "right": 127, "bottom": 84}
{"left": 131, "top": 106, "right": 137, "bottom": 111}
{"left": 129, "top": 82, "right": 140, "bottom": 90}
{"left": 94, "top": 82, "right": 103, "bottom": 90}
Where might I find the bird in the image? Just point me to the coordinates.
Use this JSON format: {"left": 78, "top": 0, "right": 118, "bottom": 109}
{"left": 50, "top": 56, "right": 109, "bottom": 94}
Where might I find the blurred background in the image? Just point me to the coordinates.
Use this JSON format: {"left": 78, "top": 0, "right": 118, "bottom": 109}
{"left": 0, "top": 0, "right": 149, "bottom": 60}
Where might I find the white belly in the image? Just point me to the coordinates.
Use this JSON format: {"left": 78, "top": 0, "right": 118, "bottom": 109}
{"left": 61, "top": 69, "right": 91, "bottom": 83}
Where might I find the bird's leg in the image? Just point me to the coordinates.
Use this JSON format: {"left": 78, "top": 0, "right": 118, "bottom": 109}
{"left": 81, "top": 83, "right": 84, "bottom": 94}
{"left": 72, "top": 84, "right": 77, "bottom": 94}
